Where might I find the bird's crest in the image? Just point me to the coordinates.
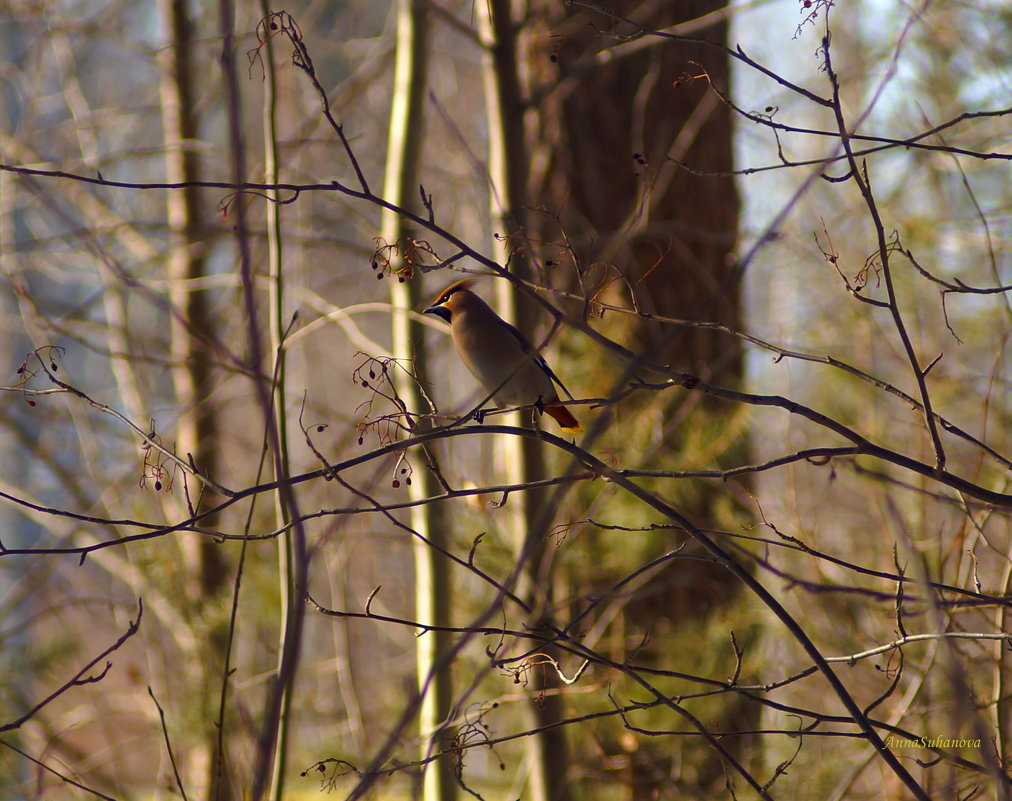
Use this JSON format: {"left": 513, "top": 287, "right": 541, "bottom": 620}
{"left": 431, "top": 278, "right": 475, "bottom": 307}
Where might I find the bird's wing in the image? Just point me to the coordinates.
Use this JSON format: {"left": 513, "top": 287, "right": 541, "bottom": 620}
{"left": 499, "top": 318, "right": 574, "bottom": 400}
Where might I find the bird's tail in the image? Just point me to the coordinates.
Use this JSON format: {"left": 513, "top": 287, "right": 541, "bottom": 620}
{"left": 544, "top": 404, "right": 583, "bottom": 434}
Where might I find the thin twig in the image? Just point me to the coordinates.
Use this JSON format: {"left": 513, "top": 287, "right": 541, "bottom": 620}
{"left": 148, "top": 686, "right": 190, "bottom": 801}
{"left": 1, "top": 599, "right": 143, "bottom": 733}
{"left": 823, "top": 35, "right": 947, "bottom": 472}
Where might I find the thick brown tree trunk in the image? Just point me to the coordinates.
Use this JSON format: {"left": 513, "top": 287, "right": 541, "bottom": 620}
{"left": 525, "top": 3, "right": 754, "bottom": 797}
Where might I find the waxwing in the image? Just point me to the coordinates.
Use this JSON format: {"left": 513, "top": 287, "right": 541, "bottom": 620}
{"left": 423, "top": 279, "right": 582, "bottom": 434}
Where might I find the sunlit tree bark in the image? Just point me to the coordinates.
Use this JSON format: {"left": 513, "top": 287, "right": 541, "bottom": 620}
{"left": 480, "top": 2, "right": 572, "bottom": 799}
{"left": 383, "top": 2, "right": 456, "bottom": 800}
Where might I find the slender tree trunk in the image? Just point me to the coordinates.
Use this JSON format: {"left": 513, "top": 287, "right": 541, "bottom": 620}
{"left": 157, "top": 1, "right": 227, "bottom": 797}
{"left": 480, "top": 3, "right": 570, "bottom": 800}
{"left": 159, "top": 0, "right": 225, "bottom": 592}
{"left": 257, "top": 6, "right": 298, "bottom": 799}
{"left": 383, "top": 3, "right": 456, "bottom": 800}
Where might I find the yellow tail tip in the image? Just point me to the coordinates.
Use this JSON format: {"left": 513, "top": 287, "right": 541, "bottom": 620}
{"left": 545, "top": 404, "right": 582, "bottom": 434}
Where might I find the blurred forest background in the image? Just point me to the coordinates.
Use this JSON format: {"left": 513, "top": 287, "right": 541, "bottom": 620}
{"left": 1, "top": 1, "right": 1009, "bottom": 800}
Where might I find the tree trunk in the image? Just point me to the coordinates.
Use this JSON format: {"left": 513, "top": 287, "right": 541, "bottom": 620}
{"left": 383, "top": 3, "right": 456, "bottom": 800}
{"left": 480, "top": 2, "right": 571, "bottom": 799}
{"left": 526, "top": 2, "right": 755, "bottom": 797}
{"left": 157, "top": 1, "right": 227, "bottom": 797}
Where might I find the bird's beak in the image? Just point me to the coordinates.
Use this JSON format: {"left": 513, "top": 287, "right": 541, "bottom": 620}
{"left": 423, "top": 305, "right": 451, "bottom": 324}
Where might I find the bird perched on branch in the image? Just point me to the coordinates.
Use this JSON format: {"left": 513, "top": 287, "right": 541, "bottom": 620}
{"left": 423, "top": 279, "right": 583, "bottom": 434}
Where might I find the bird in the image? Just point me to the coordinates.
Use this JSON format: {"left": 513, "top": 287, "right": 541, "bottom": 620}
{"left": 423, "top": 279, "right": 583, "bottom": 434}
